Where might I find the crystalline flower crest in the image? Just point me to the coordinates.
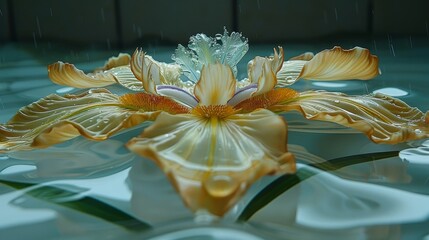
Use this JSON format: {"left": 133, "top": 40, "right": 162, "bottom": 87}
{"left": 1, "top": 31, "right": 428, "bottom": 216}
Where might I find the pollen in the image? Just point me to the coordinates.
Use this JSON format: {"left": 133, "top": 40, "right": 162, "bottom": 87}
{"left": 119, "top": 93, "right": 190, "bottom": 114}
{"left": 235, "top": 88, "right": 299, "bottom": 113}
{"left": 192, "top": 105, "right": 237, "bottom": 119}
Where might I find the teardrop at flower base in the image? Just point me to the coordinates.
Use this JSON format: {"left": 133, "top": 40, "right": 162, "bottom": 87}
{"left": 127, "top": 109, "right": 295, "bottom": 216}
{"left": 0, "top": 89, "right": 187, "bottom": 152}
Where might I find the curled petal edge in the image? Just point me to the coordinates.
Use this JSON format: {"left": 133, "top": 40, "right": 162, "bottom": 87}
{"left": 277, "top": 46, "right": 380, "bottom": 87}
{"left": 273, "top": 91, "right": 429, "bottom": 144}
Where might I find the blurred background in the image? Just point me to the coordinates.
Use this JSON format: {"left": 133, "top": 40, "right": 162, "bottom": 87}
{"left": 1, "top": 0, "right": 428, "bottom": 48}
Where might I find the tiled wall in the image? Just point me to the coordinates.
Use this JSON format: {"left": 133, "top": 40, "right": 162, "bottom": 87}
{"left": 0, "top": 0, "right": 428, "bottom": 46}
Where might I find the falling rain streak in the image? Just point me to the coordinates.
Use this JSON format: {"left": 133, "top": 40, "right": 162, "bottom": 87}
{"left": 100, "top": 8, "right": 105, "bottom": 22}
{"left": 426, "top": 21, "right": 429, "bottom": 38}
{"left": 36, "top": 16, "right": 42, "bottom": 38}
{"left": 33, "top": 32, "right": 38, "bottom": 48}
{"left": 334, "top": 8, "right": 338, "bottom": 21}
{"left": 387, "top": 35, "right": 396, "bottom": 57}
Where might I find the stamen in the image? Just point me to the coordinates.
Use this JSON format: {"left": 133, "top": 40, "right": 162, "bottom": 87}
{"left": 235, "top": 88, "right": 299, "bottom": 113}
{"left": 192, "top": 105, "right": 237, "bottom": 119}
{"left": 119, "top": 93, "right": 190, "bottom": 114}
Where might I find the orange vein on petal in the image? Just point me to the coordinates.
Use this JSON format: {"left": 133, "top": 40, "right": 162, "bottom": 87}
{"left": 119, "top": 93, "right": 189, "bottom": 114}
{"left": 192, "top": 105, "right": 238, "bottom": 119}
{"left": 235, "top": 88, "right": 299, "bottom": 113}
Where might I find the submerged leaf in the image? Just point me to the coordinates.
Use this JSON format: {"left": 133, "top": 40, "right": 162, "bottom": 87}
{"left": 237, "top": 151, "right": 400, "bottom": 222}
{"left": 0, "top": 89, "right": 159, "bottom": 152}
{"left": 1, "top": 180, "right": 151, "bottom": 231}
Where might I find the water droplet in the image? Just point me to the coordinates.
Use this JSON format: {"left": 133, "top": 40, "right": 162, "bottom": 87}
{"left": 334, "top": 100, "right": 340, "bottom": 103}
{"left": 204, "top": 175, "right": 240, "bottom": 198}
{"left": 102, "top": 119, "right": 109, "bottom": 123}
{"left": 415, "top": 129, "right": 423, "bottom": 135}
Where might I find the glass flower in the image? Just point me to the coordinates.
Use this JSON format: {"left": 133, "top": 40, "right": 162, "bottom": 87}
{"left": 1, "top": 31, "right": 428, "bottom": 216}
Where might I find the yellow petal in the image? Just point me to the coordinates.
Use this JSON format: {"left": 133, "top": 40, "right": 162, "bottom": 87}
{"left": 0, "top": 89, "right": 159, "bottom": 152}
{"left": 248, "top": 47, "right": 284, "bottom": 95}
{"left": 277, "top": 47, "right": 380, "bottom": 86}
{"left": 94, "top": 53, "right": 131, "bottom": 72}
{"left": 127, "top": 109, "right": 295, "bottom": 216}
{"left": 48, "top": 53, "right": 137, "bottom": 89}
{"left": 276, "top": 91, "right": 429, "bottom": 144}
{"left": 109, "top": 66, "right": 144, "bottom": 91}
{"left": 194, "top": 63, "right": 236, "bottom": 105}
{"left": 48, "top": 61, "right": 117, "bottom": 88}
{"left": 289, "top": 52, "right": 314, "bottom": 61}
{"left": 130, "top": 49, "right": 183, "bottom": 94}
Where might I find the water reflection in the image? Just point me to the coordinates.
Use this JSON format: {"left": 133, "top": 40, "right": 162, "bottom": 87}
{"left": 373, "top": 87, "right": 409, "bottom": 97}
{"left": 334, "top": 156, "right": 412, "bottom": 184}
{"left": 248, "top": 164, "right": 429, "bottom": 239}
{"left": 0, "top": 137, "right": 133, "bottom": 181}
{"left": 127, "top": 157, "right": 193, "bottom": 225}
{"left": 400, "top": 139, "right": 429, "bottom": 165}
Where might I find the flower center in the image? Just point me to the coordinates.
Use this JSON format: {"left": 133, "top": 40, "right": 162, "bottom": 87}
{"left": 119, "top": 93, "right": 190, "bottom": 114}
{"left": 192, "top": 105, "right": 237, "bottom": 119}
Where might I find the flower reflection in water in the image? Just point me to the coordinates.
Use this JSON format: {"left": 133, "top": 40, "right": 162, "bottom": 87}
{"left": 1, "top": 30, "right": 429, "bottom": 219}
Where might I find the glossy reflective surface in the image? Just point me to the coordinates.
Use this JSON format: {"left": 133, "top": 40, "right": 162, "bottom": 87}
{"left": 1, "top": 38, "right": 429, "bottom": 239}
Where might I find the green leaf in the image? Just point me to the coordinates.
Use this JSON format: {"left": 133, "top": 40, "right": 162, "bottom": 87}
{"left": 237, "top": 151, "right": 399, "bottom": 222}
{"left": 0, "top": 180, "right": 151, "bottom": 231}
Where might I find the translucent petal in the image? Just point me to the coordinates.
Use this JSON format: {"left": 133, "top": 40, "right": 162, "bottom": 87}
{"left": 194, "top": 63, "right": 236, "bottom": 106}
{"left": 48, "top": 61, "right": 117, "bottom": 88}
{"left": 127, "top": 109, "right": 295, "bottom": 216}
{"left": 94, "top": 53, "right": 131, "bottom": 72}
{"left": 289, "top": 52, "right": 314, "bottom": 61}
{"left": 247, "top": 48, "right": 284, "bottom": 95}
{"left": 277, "top": 47, "right": 380, "bottom": 86}
{"left": 215, "top": 29, "right": 249, "bottom": 76}
{"left": 0, "top": 89, "right": 159, "bottom": 152}
{"left": 108, "top": 66, "right": 144, "bottom": 91}
{"left": 130, "top": 49, "right": 183, "bottom": 93}
{"left": 48, "top": 53, "right": 134, "bottom": 89}
{"left": 172, "top": 30, "right": 249, "bottom": 82}
{"left": 275, "top": 91, "right": 429, "bottom": 144}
